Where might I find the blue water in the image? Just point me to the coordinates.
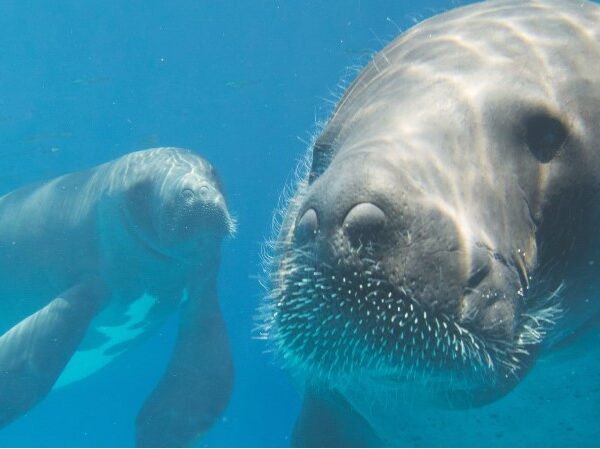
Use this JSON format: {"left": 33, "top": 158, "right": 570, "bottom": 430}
{"left": 0, "top": 0, "right": 595, "bottom": 447}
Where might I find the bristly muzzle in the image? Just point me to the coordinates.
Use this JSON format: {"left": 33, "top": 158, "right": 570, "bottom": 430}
{"left": 264, "top": 244, "right": 563, "bottom": 392}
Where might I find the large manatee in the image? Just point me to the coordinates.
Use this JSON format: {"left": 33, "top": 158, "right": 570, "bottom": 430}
{"left": 264, "top": 0, "right": 600, "bottom": 446}
{"left": 0, "top": 147, "right": 235, "bottom": 447}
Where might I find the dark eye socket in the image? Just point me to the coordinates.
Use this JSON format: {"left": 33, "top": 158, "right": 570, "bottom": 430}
{"left": 524, "top": 113, "right": 568, "bottom": 163}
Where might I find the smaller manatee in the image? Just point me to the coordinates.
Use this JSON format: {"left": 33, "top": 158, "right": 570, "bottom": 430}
{"left": 264, "top": 0, "right": 600, "bottom": 446}
{"left": 0, "top": 147, "right": 235, "bottom": 447}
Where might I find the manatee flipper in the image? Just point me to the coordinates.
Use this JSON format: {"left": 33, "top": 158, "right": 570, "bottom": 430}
{"left": 292, "top": 387, "right": 384, "bottom": 448}
{"left": 0, "top": 277, "right": 109, "bottom": 426}
{"left": 135, "top": 279, "right": 233, "bottom": 447}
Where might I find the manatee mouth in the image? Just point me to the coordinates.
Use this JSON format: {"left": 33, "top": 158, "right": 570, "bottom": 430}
{"left": 119, "top": 199, "right": 235, "bottom": 262}
{"left": 170, "top": 201, "right": 236, "bottom": 241}
{"left": 120, "top": 208, "right": 174, "bottom": 260}
{"left": 267, "top": 245, "right": 562, "bottom": 396}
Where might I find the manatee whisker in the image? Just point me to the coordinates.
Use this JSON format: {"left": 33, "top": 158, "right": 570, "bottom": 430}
{"left": 262, "top": 242, "right": 538, "bottom": 390}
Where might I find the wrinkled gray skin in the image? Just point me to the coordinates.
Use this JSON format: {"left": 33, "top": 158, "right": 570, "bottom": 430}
{"left": 266, "top": 0, "right": 600, "bottom": 446}
{"left": 0, "top": 147, "right": 235, "bottom": 447}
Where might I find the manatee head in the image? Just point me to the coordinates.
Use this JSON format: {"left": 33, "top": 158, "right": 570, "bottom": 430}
{"left": 265, "top": 0, "right": 600, "bottom": 409}
{"left": 115, "top": 147, "right": 235, "bottom": 260}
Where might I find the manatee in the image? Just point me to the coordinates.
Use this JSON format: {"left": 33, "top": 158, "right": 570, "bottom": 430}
{"left": 263, "top": 0, "right": 600, "bottom": 446}
{"left": 0, "top": 147, "right": 235, "bottom": 447}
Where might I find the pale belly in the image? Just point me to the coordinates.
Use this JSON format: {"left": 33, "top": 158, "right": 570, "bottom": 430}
{"left": 55, "top": 289, "right": 187, "bottom": 388}
{"left": 0, "top": 223, "right": 192, "bottom": 388}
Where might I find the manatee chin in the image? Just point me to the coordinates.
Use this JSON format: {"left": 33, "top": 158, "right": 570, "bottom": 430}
{"left": 118, "top": 151, "right": 236, "bottom": 261}
{"left": 269, "top": 200, "right": 560, "bottom": 406}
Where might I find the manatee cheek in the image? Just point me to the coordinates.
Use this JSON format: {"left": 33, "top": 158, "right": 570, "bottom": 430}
{"left": 122, "top": 181, "right": 160, "bottom": 242}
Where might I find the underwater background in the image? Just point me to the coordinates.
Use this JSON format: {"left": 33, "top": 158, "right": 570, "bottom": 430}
{"left": 0, "top": 0, "right": 597, "bottom": 447}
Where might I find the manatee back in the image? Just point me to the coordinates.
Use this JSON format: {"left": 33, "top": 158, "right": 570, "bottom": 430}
{"left": 0, "top": 167, "right": 106, "bottom": 335}
{"left": 324, "top": 0, "right": 600, "bottom": 156}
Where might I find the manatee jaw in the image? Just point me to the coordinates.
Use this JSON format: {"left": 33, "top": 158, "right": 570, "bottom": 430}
{"left": 120, "top": 206, "right": 175, "bottom": 261}
{"left": 268, "top": 238, "right": 559, "bottom": 403}
{"left": 272, "top": 252, "right": 494, "bottom": 380}
{"left": 161, "top": 182, "right": 235, "bottom": 239}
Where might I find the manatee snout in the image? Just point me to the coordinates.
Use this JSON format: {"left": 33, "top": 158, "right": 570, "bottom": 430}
{"left": 267, "top": 147, "right": 543, "bottom": 400}
{"left": 291, "top": 155, "right": 521, "bottom": 345}
{"left": 174, "top": 182, "right": 232, "bottom": 237}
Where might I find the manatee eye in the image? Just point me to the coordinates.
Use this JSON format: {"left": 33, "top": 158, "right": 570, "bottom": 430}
{"left": 308, "top": 142, "right": 333, "bottom": 184}
{"left": 524, "top": 113, "right": 568, "bottom": 163}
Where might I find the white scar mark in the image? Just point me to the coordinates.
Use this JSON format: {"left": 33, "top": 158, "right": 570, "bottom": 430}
{"left": 54, "top": 293, "right": 159, "bottom": 388}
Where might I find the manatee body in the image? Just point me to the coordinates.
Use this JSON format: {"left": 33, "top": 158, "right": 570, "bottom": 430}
{"left": 0, "top": 147, "right": 235, "bottom": 447}
{"left": 265, "top": 0, "right": 600, "bottom": 446}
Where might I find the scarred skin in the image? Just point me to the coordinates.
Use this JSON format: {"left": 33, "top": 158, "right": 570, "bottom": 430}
{"left": 265, "top": 0, "right": 600, "bottom": 446}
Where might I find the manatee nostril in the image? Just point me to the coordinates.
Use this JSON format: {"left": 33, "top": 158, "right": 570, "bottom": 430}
{"left": 343, "top": 202, "right": 386, "bottom": 245}
{"left": 294, "top": 208, "right": 319, "bottom": 244}
{"left": 181, "top": 188, "right": 195, "bottom": 203}
{"left": 198, "top": 185, "right": 211, "bottom": 199}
